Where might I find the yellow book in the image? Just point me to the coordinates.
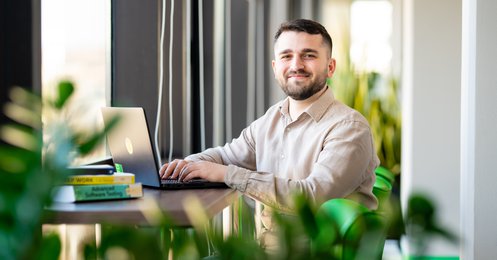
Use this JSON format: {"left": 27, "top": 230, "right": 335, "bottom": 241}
{"left": 64, "top": 173, "right": 135, "bottom": 185}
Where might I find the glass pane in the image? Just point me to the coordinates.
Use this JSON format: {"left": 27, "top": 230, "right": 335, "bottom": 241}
{"left": 350, "top": 0, "right": 392, "bottom": 73}
{"left": 42, "top": 0, "right": 111, "bottom": 164}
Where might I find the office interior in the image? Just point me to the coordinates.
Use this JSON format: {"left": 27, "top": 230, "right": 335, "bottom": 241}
{"left": 1, "top": 0, "right": 496, "bottom": 259}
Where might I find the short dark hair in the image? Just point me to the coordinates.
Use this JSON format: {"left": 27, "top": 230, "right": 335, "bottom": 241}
{"left": 274, "top": 19, "right": 333, "bottom": 57}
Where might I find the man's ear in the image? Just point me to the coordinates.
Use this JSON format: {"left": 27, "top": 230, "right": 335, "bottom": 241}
{"left": 271, "top": 59, "right": 276, "bottom": 76}
{"left": 327, "top": 58, "right": 336, "bottom": 78}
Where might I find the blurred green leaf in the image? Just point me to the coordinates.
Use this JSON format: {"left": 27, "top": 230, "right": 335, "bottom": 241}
{"left": 0, "top": 123, "right": 40, "bottom": 151}
{"left": 97, "top": 225, "right": 164, "bottom": 259}
{"left": 8, "top": 86, "right": 42, "bottom": 115}
{"left": 53, "top": 81, "right": 74, "bottom": 109}
{"left": 75, "top": 115, "right": 120, "bottom": 155}
{"left": 35, "top": 233, "right": 62, "bottom": 260}
{"left": 0, "top": 80, "right": 115, "bottom": 259}
{"left": 406, "top": 194, "right": 458, "bottom": 255}
{"left": 294, "top": 194, "right": 319, "bottom": 239}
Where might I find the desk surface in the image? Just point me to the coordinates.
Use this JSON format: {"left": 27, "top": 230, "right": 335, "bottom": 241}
{"left": 44, "top": 187, "right": 237, "bottom": 227}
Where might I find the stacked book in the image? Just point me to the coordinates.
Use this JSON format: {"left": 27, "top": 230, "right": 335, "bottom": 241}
{"left": 52, "top": 166, "right": 143, "bottom": 203}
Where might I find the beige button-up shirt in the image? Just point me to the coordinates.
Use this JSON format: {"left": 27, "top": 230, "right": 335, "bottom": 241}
{"left": 186, "top": 87, "right": 379, "bottom": 230}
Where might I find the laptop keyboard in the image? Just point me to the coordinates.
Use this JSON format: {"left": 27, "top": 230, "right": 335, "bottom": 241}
{"left": 159, "top": 178, "right": 228, "bottom": 189}
{"left": 160, "top": 179, "right": 207, "bottom": 184}
{"left": 161, "top": 179, "right": 183, "bottom": 184}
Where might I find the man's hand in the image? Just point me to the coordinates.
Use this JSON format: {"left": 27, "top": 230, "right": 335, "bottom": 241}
{"left": 160, "top": 160, "right": 227, "bottom": 183}
{"left": 159, "top": 159, "right": 190, "bottom": 180}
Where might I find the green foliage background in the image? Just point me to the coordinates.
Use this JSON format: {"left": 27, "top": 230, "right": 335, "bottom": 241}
{"left": 329, "top": 61, "right": 402, "bottom": 175}
{"left": 0, "top": 82, "right": 116, "bottom": 260}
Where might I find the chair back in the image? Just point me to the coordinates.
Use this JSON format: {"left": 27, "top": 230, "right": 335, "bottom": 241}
{"left": 315, "top": 166, "right": 395, "bottom": 259}
{"left": 373, "top": 174, "right": 393, "bottom": 218}
{"left": 316, "top": 199, "right": 386, "bottom": 259}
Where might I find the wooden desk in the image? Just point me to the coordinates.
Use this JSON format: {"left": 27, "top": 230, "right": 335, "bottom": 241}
{"left": 44, "top": 187, "right": 238, "bottom": 227}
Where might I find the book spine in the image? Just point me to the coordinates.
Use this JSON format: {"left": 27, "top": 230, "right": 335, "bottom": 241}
{"left": 71, "top": 183, "right": 142, "bottom": 201}
{"left": 64, "top": 175, "right": 134, "bottom": 185}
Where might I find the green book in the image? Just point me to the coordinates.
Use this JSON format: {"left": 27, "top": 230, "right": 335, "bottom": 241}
{"left": 52, "top": 183, "right": 143, "bottom": 203}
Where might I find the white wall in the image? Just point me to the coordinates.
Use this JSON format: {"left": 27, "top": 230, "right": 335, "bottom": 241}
{"left": 461, "top": 0, "right": 497, "bottom": 258}
{"left": 402, "top": 0, "right": 461, "bottom": 256}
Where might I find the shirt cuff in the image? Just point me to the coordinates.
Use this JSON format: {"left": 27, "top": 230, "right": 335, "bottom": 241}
{"left": 224, "top": 165, "right": 251, "bottom": 192}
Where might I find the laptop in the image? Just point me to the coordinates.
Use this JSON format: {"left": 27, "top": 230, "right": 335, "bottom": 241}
{"left": 101, "top": 107, "right": 228, "bottom": 189}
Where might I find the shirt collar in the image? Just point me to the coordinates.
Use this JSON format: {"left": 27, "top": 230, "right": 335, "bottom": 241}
{"left": 279, "top": 86, "right": 335, "bottom": 122}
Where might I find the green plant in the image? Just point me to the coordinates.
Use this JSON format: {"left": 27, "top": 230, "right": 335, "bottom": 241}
{"left": 0, "top": 81, "right": 116, "bottom": 260}
{"left": 82, "top": 193, "right": 387, "bottom": 260}
{"left": 329, "top": 64, "right": 402, "bottom": 175}
{"left": 405, "top": 193, "right": 457, "bottom": 257}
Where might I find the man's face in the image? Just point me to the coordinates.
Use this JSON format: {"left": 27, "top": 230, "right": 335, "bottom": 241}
{"left": 272, "top": 31, "right": 336, "bottom": 100}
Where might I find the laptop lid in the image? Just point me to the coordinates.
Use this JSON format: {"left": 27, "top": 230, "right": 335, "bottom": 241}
{"left": 101, "top": 107, "right": 162, "bottom": 187}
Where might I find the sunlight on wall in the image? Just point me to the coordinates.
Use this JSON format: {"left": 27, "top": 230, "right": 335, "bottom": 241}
{"left": 320, "top": 0, "right": 351, "bottom": 69}
{"left": 321, "top": 0, "right": 393, "bottom": 74}
{"left": 41, "top": 0, "right": 111, "bottom": 164}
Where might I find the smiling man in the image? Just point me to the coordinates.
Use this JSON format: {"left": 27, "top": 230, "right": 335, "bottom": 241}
{"left": 160, "top": 19, "right": 379, "bottom": 250}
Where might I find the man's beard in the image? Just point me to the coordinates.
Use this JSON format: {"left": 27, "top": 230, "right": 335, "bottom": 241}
{"left": 279, "top": 68, "right": 328, "bottom": 100}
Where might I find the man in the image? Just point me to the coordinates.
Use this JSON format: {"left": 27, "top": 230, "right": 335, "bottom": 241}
{"left": 160, "top": 19, "right": 379, "bottom": 249}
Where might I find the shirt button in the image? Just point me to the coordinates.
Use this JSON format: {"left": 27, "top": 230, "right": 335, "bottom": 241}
{"left": 281, "top": 154, "right": 285, "bottom": 159}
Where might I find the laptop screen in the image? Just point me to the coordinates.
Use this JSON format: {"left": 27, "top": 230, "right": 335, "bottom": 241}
{"left": 101, "top": 107, "right": 162, "bottom": 187}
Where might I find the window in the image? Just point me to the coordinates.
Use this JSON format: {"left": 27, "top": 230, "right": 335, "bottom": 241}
{"left": 350, "top": 0, "right": 393, "bottom": 73}
{"left": 41, "top": 0, "right": 111, "bottom": 164}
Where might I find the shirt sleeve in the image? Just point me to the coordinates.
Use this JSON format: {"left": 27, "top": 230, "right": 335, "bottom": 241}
{"left": 184, "top": 121, "right": 258, "bottom": 170}
{"left": 187, "top": 119, "right": 378, "bottom": 213}
{"left": 242, "top": 120, "right": 375, "bottom": 212}
{"left": 230, "top": 120, "right": 376, "bottom": 213}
